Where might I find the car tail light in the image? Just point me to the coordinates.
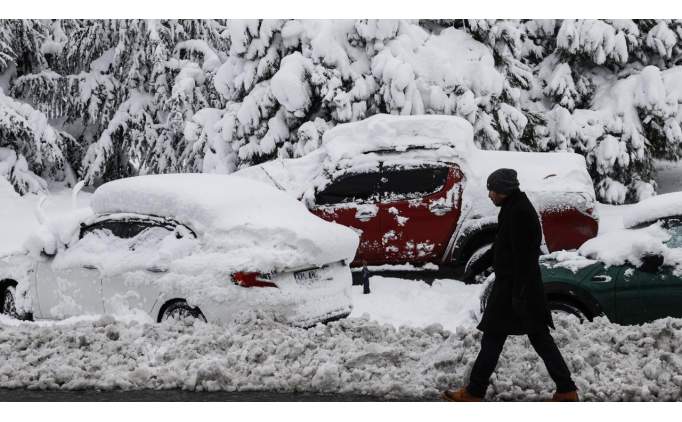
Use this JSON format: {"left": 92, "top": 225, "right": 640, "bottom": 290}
{"left": 231, "top": 272, "right": 277, "bottom": 288}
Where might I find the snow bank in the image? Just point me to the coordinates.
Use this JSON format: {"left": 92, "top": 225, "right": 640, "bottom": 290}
{"left": 1, "top": 313, "right": 682, "bottom": 401}
{"left": 350, "top": 277, "right": 485, "bottom": 333}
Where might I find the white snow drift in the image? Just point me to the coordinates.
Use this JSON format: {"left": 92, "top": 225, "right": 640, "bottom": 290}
{"left": 1, "top": 312, "right": 682, "bottom": 401}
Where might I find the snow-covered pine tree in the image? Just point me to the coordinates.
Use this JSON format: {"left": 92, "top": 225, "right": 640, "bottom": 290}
{"left": 0, "top": 89, "right": 73, "bottom": 193}
{"left": 3, "top": 19, "right": 682, "bottom": 204}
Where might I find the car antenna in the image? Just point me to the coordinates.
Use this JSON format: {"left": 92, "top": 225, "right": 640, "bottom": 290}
{"left": 260, "top": 165, "right": 286, "bottom": 191}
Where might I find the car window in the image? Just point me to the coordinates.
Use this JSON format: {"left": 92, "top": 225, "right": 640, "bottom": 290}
{"left": 380, "top": 167, "right": 449, "bottom": 201}
{"left": 315, "top": 172, "right": 382, "bottom": 205}
{"left": 129, "top": 226, "right": 174, "bottom": 251}
{"left": 662, "top": 217, "right": 682, "bottom": 248}
{"left": 65, "top": 219, "right": 196, "bottom": 274}
{"left": 80, "top": 220, "right": 150, "bottom": 239}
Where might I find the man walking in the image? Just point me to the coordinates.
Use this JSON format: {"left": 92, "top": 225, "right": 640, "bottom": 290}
{"left": 442, "top": 168, "right": 579, "bottom": 402}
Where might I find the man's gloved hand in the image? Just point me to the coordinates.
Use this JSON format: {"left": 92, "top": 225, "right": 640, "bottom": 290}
{"left": 461, "top": 269, "right": 477, "bottom": 284}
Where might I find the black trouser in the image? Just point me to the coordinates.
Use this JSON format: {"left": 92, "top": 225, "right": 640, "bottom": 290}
{"left": 466, "top": 329, "right": 576, "bottom": 398}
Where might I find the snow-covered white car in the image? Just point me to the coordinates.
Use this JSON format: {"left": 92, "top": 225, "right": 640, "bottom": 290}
{"left": 0, "top": 174, "right": 359, "bottom": 327}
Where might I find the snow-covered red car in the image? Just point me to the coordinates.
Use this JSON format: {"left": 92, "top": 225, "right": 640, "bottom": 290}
{"left": 0, "top": 174, "right": 359, "bottom": 327}
{"left": 236, "top": 114, "right": 599, "bottom": 278}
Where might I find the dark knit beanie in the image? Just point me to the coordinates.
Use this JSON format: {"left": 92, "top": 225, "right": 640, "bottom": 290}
{"left": 486, "top": 168, "right": 520, "bottom": 194}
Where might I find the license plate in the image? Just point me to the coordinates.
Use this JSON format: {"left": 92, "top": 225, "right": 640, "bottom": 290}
{"left": 294, "top": 269, "right": 322, "bottom": 284}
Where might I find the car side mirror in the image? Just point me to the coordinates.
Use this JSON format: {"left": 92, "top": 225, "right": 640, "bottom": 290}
{"left": 639, "top": 254, "right": 664, "bottom": 273}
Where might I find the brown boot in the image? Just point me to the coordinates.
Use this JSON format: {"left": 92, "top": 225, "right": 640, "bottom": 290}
{"left": 441, "top": 387, "right": 483, "bottom": 402}
{"left": 548, "top": 390, "right": 579, "bottom": 402}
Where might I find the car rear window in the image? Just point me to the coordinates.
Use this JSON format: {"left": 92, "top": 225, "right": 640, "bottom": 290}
{"left": 380, "top": 167, "right": 449, "bottom": 201}
{"left": 315, "top": 172, "right": 382, "bottom": 205}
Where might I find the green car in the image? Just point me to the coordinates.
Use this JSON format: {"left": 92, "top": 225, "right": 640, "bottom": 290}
{"left": 481, "top": 215, "right": 682, "bottom": 325}
{"left": 542, "top": 215, "right": 682, "bottom": 325}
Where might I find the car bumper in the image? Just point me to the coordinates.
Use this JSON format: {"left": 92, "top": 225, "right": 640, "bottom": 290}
{"left": 197, "top": 263, "right": 354, "bottom": 327}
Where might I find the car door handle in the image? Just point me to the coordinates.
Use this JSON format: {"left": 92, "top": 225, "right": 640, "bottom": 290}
{"left": 146, "top": 266, "right": 168, "bottom": 273}
{"left": 355, "top": 207, "right": 378, "bottom": 221}
{"left": 429, "top": 202, "right": 453, "bottom": 213}
{"left": 592, "top": 275, "right": 612, "bottom": 283}
{"left": 82, "top": 264, "right": 98, "bottom": 270}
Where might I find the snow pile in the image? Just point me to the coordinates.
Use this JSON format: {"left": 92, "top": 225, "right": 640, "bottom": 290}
{"left": 1, "top": 313, "right": 682, "bottom": 401}
{"left": 622, "top": 192, "right": 682, "bottom": 228}
{"left": 350, "top": 277, "right": 485, "bottom": 333}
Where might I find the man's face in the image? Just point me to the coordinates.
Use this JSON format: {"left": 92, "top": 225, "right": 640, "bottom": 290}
{"left": 488, "top": 190, "right": 507, "bottom": 207}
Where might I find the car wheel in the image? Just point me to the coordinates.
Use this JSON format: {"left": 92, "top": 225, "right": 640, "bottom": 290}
{"left": 0, "top": 284, "right": 19, "bottom": 319}
{"left": 548, "top": 301, "right": 588, "bottom": 323}
{"left": 160, "top": 300, "right": 207, "bottom": 323}
{"left": 465, "top": 243, "right": 493, "bottom": 284}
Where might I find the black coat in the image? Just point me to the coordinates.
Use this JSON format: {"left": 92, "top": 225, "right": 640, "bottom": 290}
{"left": 473, "top": 189, "right": 554, "bottom": 335}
